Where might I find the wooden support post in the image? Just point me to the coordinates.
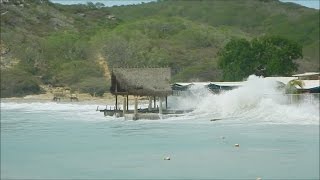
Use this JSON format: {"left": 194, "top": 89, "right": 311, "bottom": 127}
{"left": 123, "top": 96, "right": 126, "bottom": 116}
{"left": 154, "top": 96, "right": 156, "bottom": 109}
{"left": 115, "top": 95, "right": 118, "bottom": 110}
{"left": 148, "top": 96, "right": 152, "bottom": 111}
{"left": 134, "top": 96, "right": 138, "bottom": 120}
{"left": 126, "top": 95, "right": 129, "bottom": 111}
{"left": 165, "top": 96, "right": 168, "bottom": 109}
{"left": 159, "top": 97, "right": 163, "bottom": 115}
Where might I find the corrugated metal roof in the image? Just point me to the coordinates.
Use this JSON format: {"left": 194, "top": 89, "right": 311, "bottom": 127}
{"left": 292, "top": 72, "right": 320, "bottom": 77}
{"left": 210, "top": 82, "right": 243, "bottom": 87}
{"left": 172, "top": 83, "right": 193, "bottom": 86}
{"left": 295, "top": 80, "right": 320, "bottom": 89}
{"left": 264, "top": 77, "right": 298, "bottom": 84}
{"left": 173, "top": 82, "right": 243, "bottom": 87}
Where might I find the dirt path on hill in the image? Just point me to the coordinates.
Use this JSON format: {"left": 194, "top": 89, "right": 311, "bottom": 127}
{"left": 96, "top": 53, "right": 111, "bottom": 81}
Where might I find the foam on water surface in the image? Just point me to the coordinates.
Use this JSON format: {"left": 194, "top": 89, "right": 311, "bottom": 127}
{"left": 1, "top": 76, "right": 319, "bottom": 179}
{"left": 1, "top": 75, "right": 319, "bottom": 125}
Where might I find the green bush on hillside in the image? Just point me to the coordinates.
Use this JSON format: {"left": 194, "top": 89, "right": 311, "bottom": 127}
{"left": 1, "top": 69, "right": 41, "bottom": 98}
{"left": 72, "top": 77, "right": 110, "bottom": 97}
{"left": 218, "top": 35, "right": 302, "bottom": 81}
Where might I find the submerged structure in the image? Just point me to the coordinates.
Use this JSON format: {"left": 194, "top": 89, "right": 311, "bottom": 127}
{"left": 100, "top": 67, "right": 188, "bottom": 120}
{"left": 171, "top": 81, "right": 243, "bottom": 95}
{"left": 266, "top": 72, "right": 320, "bottom": 94}
{"left": 100, "top": 69, "right": 319, "bottom": 119}
{"left": 291, "top": 72, "right": 320, "bottom": 93}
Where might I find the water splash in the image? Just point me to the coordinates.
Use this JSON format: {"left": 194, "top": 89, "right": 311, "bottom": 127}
{"left": 1, "top": 75, "right": 319, "bottom": 125}
{"left": 170, "top": 75, "right": 319, "bottom": 125}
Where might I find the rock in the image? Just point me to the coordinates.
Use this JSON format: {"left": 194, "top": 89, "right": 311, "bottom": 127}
{"left": 77, "top": 13, "right": 86, "bottom": 17}
{"left": 107, "top": 15, "right": 116, "bottom": 20}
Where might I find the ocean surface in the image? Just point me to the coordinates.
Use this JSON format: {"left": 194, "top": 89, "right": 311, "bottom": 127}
{"left": 1, "top": 76, "right": 319, "bottom": 179}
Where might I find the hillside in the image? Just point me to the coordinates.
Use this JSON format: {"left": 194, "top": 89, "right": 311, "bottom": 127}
{"left": 0, "top": 0, "right": 319, "bottom": 97}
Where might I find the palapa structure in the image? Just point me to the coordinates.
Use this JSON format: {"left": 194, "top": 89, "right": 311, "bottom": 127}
{"left": 109, "top": 67, "right": 172, "bottom": 120}
{"left": 111, "top": 67, "right": 172, "bottom": 96}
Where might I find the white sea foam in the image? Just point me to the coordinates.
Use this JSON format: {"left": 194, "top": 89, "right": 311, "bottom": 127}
{"left": 0, "top": 101, "right": 99, "bottom": 112}
{"left": 169, "top": 75, "right": 319, "bottom": 125}
{"left": 1, "top": 75, "right": 319, "bottom": 125}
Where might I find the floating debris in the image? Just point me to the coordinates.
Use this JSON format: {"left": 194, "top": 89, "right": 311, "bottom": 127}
{"left": 164, "top": 156, "right": 171, "bottom": 160}
{"left": 210, "top": 118, "right": 222, "bottom": 121}
{"left": 234, "top": 144, "right": 240, "bottom": 147}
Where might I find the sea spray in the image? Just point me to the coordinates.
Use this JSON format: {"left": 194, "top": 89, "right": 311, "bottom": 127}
{"left": 1, "top": 75, "right": 319, "bottom": 125}
{"left": 170, "top": 75, "right": 319, "bottom": 125}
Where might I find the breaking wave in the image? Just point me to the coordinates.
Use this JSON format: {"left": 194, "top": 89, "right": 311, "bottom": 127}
{"left": 169, "top": 75, "right": 319, "bottom": 125}
{"left": 1, "top": 75, "right": 319, "bottom": 125}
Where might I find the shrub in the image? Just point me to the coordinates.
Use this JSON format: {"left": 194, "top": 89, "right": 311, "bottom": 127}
{"left": 1, "top": 69, "right": 41, "bottom": 98}
{"left": 72, "top": 77, "right": 110, "bottom": 97}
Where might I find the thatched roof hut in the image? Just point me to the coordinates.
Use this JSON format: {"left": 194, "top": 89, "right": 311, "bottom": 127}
{"left": 110, "top": 67, "right": 172, "bottom": 97}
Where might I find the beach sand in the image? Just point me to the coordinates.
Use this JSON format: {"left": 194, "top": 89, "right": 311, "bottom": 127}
{"left": 1, "top": 92, "right": 150, "bottom": 105}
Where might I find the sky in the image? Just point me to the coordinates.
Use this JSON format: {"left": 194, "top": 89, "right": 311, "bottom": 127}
{"left": 50, "top": 0, "right": 319, "bottom": 9}
{"left": 280, "top": 0, "right": 319, "bottom": 9}
{"left": 50, "top": 0, "right": 155, "bottom": 7}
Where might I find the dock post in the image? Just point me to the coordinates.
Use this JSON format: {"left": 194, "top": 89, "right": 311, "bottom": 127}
{"left": 123, "top": 96, "right": 126, "bottom": 116}
{"left": 134, "top": 96, "right": 138, "bottom": 120}
{"left": 165, "top": 96, "right": 168, "bottom": 109}
{"left": 153, "top": 96, "right": 156, "bottom": 109}
{"left": 127, "top": 95, "right": 129, "bottom": 111}
{"left": 159, "top": 96, "right": 163, "bottom": 115}
{"left": 148, "top": 96, "right": 152, "bottom": 111}
{"left": 115, "top": 95, "right": 118, "bottom": 110}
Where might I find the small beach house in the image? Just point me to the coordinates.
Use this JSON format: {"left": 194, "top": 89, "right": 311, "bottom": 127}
{"left": 105, "top": 67, "right": 172, "bottom": 119}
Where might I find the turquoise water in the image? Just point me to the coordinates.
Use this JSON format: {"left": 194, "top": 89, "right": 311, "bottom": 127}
{"left": 1, "top": 77, "right": 319, "bottom": 179}
{"left": 1, "top": 101, "right": 319, "bottom": 179}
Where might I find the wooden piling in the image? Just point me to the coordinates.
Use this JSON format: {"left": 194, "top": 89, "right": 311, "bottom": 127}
{"left": 165, "top": 96, "right": 168, "bottom": 109}
{"left": 159, "top": 97, "right": 163, "bottom": 114}
{"left": 123, "top": 96, "right": 126, "bottom": 116}
{"left": 148, "top": 96, "right": 152, "bottom": 111}
{"left": 115, "top": 95, "right": 118, "bottom": 110}
{"left": 126, "top": 94, "right": 129, "bottom": 111}
{"left": 134, "top": 96, "right": 138, "bottom": 120}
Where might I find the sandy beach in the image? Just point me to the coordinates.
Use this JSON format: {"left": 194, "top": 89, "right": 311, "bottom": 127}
{"left": 1, "top": 92, "right": 150, "bottom": 105}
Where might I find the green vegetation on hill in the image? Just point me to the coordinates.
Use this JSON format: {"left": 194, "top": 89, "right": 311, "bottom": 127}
{"left": 0, "top": 0, "right": 319, "bottom": 97}
{"left": 218, "top": 36, "right": 302, "bottom": 81}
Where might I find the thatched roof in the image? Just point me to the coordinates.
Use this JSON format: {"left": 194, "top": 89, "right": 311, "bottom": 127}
{"left": 110, "top": 68, "right": 172, "bottom": 96}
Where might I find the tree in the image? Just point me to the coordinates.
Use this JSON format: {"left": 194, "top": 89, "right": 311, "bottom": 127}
{"left": 217, "top": 38, "right": 254, "bottom": 81}
{"left": 252, "top": 36, "right": 302, "bottom": 76}
{"left": 218, "top": 36, "right": 302, "bottom": 81}
{"left": 1, "top": 69, "right": 41, "bottom": 98}
{"left": 95, "top": 2, "right": 105, "bottom": 9}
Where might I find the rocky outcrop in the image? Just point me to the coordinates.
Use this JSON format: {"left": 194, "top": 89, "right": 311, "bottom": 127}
{"left": 0, "top": 42, "right": 19, "bottom": 70}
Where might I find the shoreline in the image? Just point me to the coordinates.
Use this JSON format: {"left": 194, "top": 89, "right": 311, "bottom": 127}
{"left": 1, "top": 92, "right": 150, "bottom": 105}
{"left": 1, "top": 92, "right": 113, "bottom": 103}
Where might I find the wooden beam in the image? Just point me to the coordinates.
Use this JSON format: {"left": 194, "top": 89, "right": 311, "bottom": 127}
{"left": 134, "top": 96, "right": 138, "bottom": 120}
{"left": 115, "top": 95, "right": 118, "bottom": 110}
{"left": 159, "top": 97, "right": 163, "bottom": 114}
{"left": 165, "top": 96, "right": 168, "bottom": 109}
{"left": 148, "top": 96, "right": 152, "bottom": 111}
{"left": 123, "top": 96, "right": 126, "bottom": 116}
{"left": 127, "top": 94, "right": 129, "bottom": 111}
